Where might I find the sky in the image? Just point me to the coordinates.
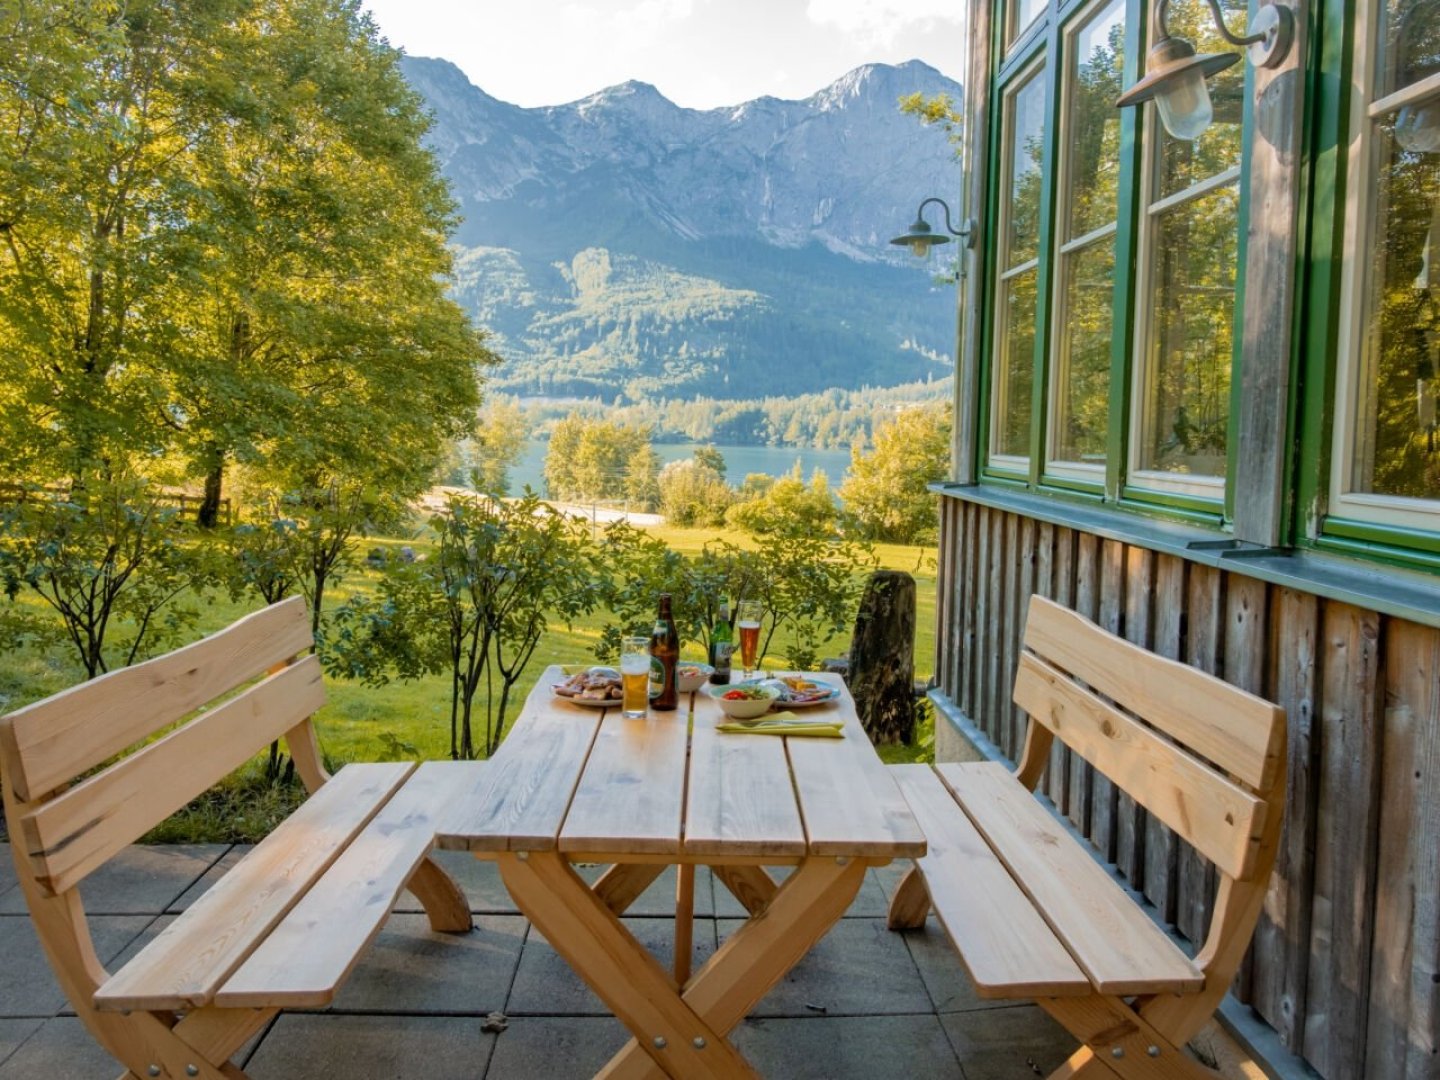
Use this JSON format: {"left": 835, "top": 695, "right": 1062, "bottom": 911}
{"left": 358, "top": 0, "right": 967, "bottom": 109}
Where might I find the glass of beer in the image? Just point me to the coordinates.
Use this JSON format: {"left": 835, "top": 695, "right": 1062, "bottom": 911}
{"left": 620, "top": 635, "right": 651, "bottom": 718}
{"left": 736, "top": 601, "right": 762, "bottom": 679}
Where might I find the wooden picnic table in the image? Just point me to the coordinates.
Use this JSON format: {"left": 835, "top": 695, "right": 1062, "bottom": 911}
{"left": 437, "top": 666, "right": 926, "bottom": 1079}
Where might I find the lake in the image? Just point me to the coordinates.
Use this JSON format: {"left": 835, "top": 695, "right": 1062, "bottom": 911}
{"left": 509, "top": 439, "right": 855, "bottom": 496}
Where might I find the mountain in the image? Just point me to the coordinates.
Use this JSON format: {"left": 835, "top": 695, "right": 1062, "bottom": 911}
{"left": 403, "top": 57, "right": 963, "bottom": 403}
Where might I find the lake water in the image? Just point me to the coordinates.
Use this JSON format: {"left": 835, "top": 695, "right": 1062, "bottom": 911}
{"left": 509, "top": 439, "right": 854, "bottom": 496}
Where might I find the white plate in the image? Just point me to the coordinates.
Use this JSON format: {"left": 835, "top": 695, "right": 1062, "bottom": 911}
{"left": 728, "top": 679, "right": 842, "bottom": 709}
{"left": 553, "top": 687, "right": 622, "bottom": 708}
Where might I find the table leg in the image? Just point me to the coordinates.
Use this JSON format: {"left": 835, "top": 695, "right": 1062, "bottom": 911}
{"left": 498, "top": 852, "right": 755, "bottom": 1080}
{"left": 593, "top": 863, "right": 666, "bottom": 915}
{"left": 711, "top": 864, "right": 777, "bottom": 915}
{"left": 598, "top": 856, "right": 867, "bottom": 1080}
{"left": 674, "top": 864, "right": 695, "bottom": 986}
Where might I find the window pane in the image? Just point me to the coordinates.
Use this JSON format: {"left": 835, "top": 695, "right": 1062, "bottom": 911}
{"left": 1155, "top": 0, "right": 1246, "bottom": 198}
{"left": 996, "top": 268, "right": 1039, "bottom": 457}
{"left": 1066, "top": 0, "right": 1126, "bottom": 239}
{"left": 1350, "top": 121, "right": 1440, "bottom": 500}
{"left": 1138, "top": 183, "right": 1240, "bottom": 477}
{"left": 1379, "top": 0, "right": 1440, "bottom": 98}
{"left": 1006, "top": 72, "right": 1048, "bottom": 266}
{"left": 1010, "top": 0, "right": 1047, "bottom": 46}
{"left": 1054, "top": 239, "right": 1115, "bottom": 464}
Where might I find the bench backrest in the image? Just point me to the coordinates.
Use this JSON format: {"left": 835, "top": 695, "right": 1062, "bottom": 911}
{"left": 1012, "top": 595, "right": 1286, "bottom": 991}
{"left": 0, "top": 597, "right": 327, "bottom": 897}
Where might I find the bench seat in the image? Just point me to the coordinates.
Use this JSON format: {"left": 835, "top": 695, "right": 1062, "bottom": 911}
{"left": 95, "top": 761, "right": 475, "bottom": 1013}
{"left": 893, "top": 762, "right": 1202, "bottom": 999}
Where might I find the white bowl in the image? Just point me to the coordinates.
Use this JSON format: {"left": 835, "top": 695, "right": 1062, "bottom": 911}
{"left": 676, "top": 662, "right": 715, "bottom": 694}
{"left": 710, "top": 684, "right": 781, "bottom": 720}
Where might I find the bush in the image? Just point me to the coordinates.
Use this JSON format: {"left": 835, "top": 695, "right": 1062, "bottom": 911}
{"left": 658, "top": 459, "right": 733, "bottom": 526}
{"left": 840, "top": 406, "right": 951, "bottom": 543}
{"left": 726, "top": 465, "right": 837, "bottom": 538}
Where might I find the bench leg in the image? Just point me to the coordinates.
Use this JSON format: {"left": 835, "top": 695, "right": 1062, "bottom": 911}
{"left": 405, "top": 855, "right": 473, "bottom": 933}
{"left": 1039, "top": 995, "right": 1218, "bottom": 1080}
{"left": 886, "top": 864, "right": 930, "bottom": 929}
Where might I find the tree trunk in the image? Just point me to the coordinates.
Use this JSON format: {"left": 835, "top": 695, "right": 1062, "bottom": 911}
{"left": 197, "top": 443, "right": 225, "bottom": 528}
{"left": 850, "top": 570, "right": 917, "bottom": 745}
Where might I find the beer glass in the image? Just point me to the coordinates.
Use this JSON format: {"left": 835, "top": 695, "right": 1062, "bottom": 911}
{"left": 620, "top": 635, "right": 651, "bottom": 718}
{"left": 736, "top": 601, "right": 762, "bottom": 679}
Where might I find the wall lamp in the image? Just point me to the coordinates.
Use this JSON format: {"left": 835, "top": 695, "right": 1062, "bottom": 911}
{"left": 889, "top": 197, "right": 976, "bottom": 258}
{"left": 1115, "top": 0, "right": 1295, "bottom": 141}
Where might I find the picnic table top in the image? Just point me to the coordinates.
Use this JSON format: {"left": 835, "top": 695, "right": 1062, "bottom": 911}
{"left": 436, "top": 666, "right": 925, "bottom": 864}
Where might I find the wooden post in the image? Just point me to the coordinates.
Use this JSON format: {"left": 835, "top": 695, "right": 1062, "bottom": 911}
{"left": 850, "top": 570, "right": 917, "bottom": 745}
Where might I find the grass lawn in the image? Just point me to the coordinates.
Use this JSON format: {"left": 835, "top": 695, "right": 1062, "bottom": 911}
{"left": 0, "top": 521, "right": 937, "bottom": 839}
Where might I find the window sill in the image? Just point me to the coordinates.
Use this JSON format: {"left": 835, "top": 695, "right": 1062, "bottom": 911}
{"left": 932, "top": 481, "right": 1440, "bottom": 629}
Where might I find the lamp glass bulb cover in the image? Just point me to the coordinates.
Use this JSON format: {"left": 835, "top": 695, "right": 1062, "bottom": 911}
{"left": 1395, "top": 102, "right": 1440, "bottom": 154}
{"left": 1153, "top": 64, "right": 1214, "bottom": 140}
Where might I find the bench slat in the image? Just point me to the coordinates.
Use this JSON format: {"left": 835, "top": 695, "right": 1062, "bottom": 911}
{"left": 938, "top": 761, "right": 1204, "bottom": 996}
{"left": 0, "top": 597, "right": 310, "bottom": 802}
{"left": 684, "top": 695, "right": 806, "bottom": 858}
{"left": 787, "top": 679, "right": 926, "bottom": 858}
{"left": 1013, "top": 651, "right": 1268, "bottom": 879}
{"left": 22, "top": 656, "right": 327, "bottom": 895}
{"left": 436, "top": 672, "right": 600, "bottom": 853}
{"left": 892, "top": 765, "right": 1089, "bottom": 998}
{"left": 214, "top": 761, "right": 479, "bottom": 1009}
{"left": 94, "top": 762, "right": 414, "bottom": 1012}
{"left": 1023, "top": 595, "right": 1283, "bottom": 790}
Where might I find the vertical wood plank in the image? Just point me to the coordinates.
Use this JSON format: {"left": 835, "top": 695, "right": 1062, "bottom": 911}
{"left": 1364, "top": 621, "right": 1440, "bottom": 1079}
{"left": 960, "top": 503, "right": 980, "bottom": 718}
{"left": 1000, "top": 512, "right": 1021, "bottom": 761}
{"left": 1116, "top": 547, "right": 1154, "bottom": 887}
{"left": 973, "top": 506, "right": 992, "bottom": 730}
{"left": 1178, "top": 563, "right": 1224, "bottom": 945}
{"left": 1143, "top": 554, "right": 1186, "bottom": 924}
{"left": 1033, "top": 522, "right": 1056, "bottom": 802}
{"left": 1224, "top": 575, "right": 1270, "bottom": 1003}
{"left": 935, "top": 500, "right": 954, "bottom": 696}
{"left": 1089, "top": 539, "right": 1126, "bottom": 864}
{"left": 1051, "top": 528, "right": 1076, "bottom": 818}
{"left": 1013, "top": 516, "right": 1036, "bottom": 762}
{"left": 1304, "top": 602, "right": 1382, "bottom": 1079}
{"left": 1069, "top": 533, "right": 1100, "bottom": 837}
{"left": 985, "top": 509, "right": 1006, "bottom": 748}
{"left": 1252, "top": 588, "right": 1320, "bottom": 1055}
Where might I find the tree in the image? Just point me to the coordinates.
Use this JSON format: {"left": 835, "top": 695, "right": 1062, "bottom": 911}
{"left": 463, "top": 397, "right": 530, "bottom": 495}
{"left": 727, "top": 464, "right": 837, "bottom": 538}
{"left": 841, "top": 407, "right": 952, "bottom": 543}
{"left": 657, "top": 458, "right": 733, "bottom": 526}
{"left": 543, "top": 415, "right": 660, "bottom": 509}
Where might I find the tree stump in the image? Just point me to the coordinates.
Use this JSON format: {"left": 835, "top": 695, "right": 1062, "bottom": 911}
{"left": 850, "top": 569, "right": 917, "bottom": 745}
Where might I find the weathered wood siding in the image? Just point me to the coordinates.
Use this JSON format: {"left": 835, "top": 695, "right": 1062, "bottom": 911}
{"left": 932, "top": 496, "right": 1440, "bottom": 1080}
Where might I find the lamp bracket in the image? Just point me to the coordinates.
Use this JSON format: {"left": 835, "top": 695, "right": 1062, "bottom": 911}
{"left": 917, "top": 197, "right": 977, "bottom": 249}
{"left": 1200, "top": 0, "right": 1294, "bottom": 69}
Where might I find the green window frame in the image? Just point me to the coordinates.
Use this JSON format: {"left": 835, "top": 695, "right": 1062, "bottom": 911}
{"left": 976, "top": 0, "right": 1251, "bottom": 520}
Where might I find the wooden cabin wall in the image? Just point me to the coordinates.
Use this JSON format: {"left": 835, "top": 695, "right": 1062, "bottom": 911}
{"left": 932, "top": 496, "right": 1440, "bottom": 1080}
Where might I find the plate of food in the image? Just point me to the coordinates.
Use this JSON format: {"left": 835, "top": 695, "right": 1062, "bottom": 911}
{"left": 553, "top": 666, "right": 625, "bottom": 707}
{"left": 735, "top": 676, "right": 842, "bottom": 709}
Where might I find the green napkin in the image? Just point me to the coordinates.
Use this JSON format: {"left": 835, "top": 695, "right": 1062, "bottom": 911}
{"left": 717, "top": 711, "right": 845, "bottom": 738}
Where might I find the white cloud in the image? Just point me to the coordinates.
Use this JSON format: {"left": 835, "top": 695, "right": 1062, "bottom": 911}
{"left": 805, "top": 0, "right": 963, "bottom": 46}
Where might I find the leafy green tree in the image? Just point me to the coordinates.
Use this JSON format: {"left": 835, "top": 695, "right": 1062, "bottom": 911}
{"left": 463, "top": 397, "right": 530, "bottom": 495}
{"left": 543, "top": 415, "right": 660, "bottom": 509}
{"left": 0, "top": 480, "right": 213, "bottom": 678}
{"left": 841, "top": 407, "right": 952, "bottom": 543}
{"left": 657, "top": 458, "right": 733, "bottom": 526}
{"left": 727, "top": 464, "right": 838, "bottom": 538}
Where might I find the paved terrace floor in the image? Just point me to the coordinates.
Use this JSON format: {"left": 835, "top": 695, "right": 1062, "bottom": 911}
{"left": 0, "top": 843, "right": 1082, "bottom": 1079}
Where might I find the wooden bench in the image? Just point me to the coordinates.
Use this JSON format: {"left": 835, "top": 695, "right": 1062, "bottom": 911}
{"left": 0, "top": 597, "right": 476, "bottom": 1080}
{"left": 887, "top": 595, "right": 1287, "bottom": 1079}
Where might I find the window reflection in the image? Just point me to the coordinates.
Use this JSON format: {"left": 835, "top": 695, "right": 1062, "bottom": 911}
{"left": 1010, "top": 0, "right": 1047, "bottom": 47}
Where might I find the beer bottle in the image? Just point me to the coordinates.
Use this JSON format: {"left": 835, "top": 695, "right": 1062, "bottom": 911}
{"left": 650, "top": 594, "right": 680, "bottom": 711}
{"left": 708, "top": 602, "right": 733, "bottom": 685}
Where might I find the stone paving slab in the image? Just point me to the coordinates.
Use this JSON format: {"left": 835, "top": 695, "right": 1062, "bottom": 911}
{"left": 485, "top": 1015, "right": 630, "bottom": 1078}
{"left": 0, "top": 844, "right": 228, "bottom": 916}
{"left": 508, "top": 917, "right": 718, "bottom": 1016}
{"left": 0, "top": 1019, "right": 42, "bottom": 1070}
{"left": 0, "top": 1017, "right": 122, "bottom": 1079}
{"left": 733, "top": 1013, "right": 964, "bottom": 1078}
{"left": 941, "top": 1004, "right": 1074, "bottom": 1079}
{"left": 0, "top": 914, "right": 154, "bottom": 1018}
{"left": 902, "top": 917, "right": 1016, "bottom": 1014}
{"left": 327, "top": 914, "right": 525, "bottom": 1015}
{"left": 245, "top": 1014, "right": 494, "bottom": 1080}
{"left": 0, "top": 845, "right": 15, "bottom": 899}
{"left": 718, "top": 916, "right": 933, "bottom": 1018}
